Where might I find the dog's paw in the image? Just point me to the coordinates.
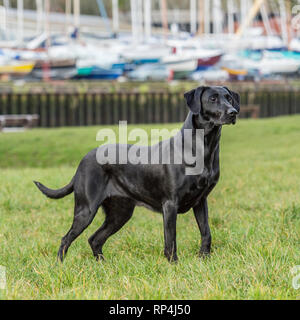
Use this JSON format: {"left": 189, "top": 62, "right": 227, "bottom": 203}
{"left": 165, "top": 253, "right": 178, "bottom": 264}
{"left": 168, "top": 257, "right": 178, "bottom": 264}
{"left": 199, "top": 251, "right": 210, "bottom": 259}
{"left": 95, "top": 253, "right": 105, "bottom": 262}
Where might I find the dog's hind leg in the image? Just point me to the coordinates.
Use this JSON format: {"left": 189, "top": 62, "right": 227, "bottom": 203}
{"left": 56, "top": 163, "right": 108, "bottom": 262}
{"left": 88, "top": 197, "right": 135, "bottom": 261}
{"left": 57, "top": 197, "right": 98, "bottom": 262}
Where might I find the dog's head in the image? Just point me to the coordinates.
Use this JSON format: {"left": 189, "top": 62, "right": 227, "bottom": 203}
{"left": 184, "top": 86, "right": 240, "bottom": 126}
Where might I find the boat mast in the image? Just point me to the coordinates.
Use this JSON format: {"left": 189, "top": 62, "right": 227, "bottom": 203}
{"left": 144, "top": 0, "right": 151, "bottom": 41}
{"left": 240, "top": 0, "right": 247, "bottom": 28}
{"left": 73, "top": 0, "right": 80, "bottom": 29}
{"left": 260, "top": 1, "right": 273, "bottom": 36}
{"left": 44, "top": 0, "right": 50, "bottom": 48}
{"left": 96, "top": 0, "right": 111, "bottom": 35}
{"left": 3, "top": 0, "right": 10, "bottom": 34}
{"left": 36, "top": 0, "right": 43, "bottom": 34}
{"left": 0, "top": 3, "right": 6, "bottom": 33}
{"left": 213, "top": 0, "right": 222, "bottom": 34}
{"left": 65, "top": 0, "right": 71, "bottom": 34}
{"left": 137, "top": 0, "right": 143, "bottom": 42}
{"left": 227, "top": 0, "right": 235, "bottom": 34}
{"left": 43, "top": 0, "right": 50, "bottom": 81}
{"left": 160, "top": 0, "right": 168, "bottom": 38}
{"left": 278, "top": 0, "right": 288, "bottom": 47}
{"left": 112, "top": 0, "right": 119, "bottom": 34}
{"left": 285, "top": 0, "right": 292, "bottom": 42}
{"left": 17, "top": 0, "right": 24, "bottom": 44}
{"left": 190, "top": 0, "right": 197, "bottom": 35}
{"left": 130, "top": 0, "right": 138, "bottom": 43}
{"left": 204, "top": 0, "right": 210, "bottom": 34}
{"left": 197, "top": 0, "right": 204, "bottom": 35}
{"left": 235, "top": 0, "right": 264, "bottom": 38}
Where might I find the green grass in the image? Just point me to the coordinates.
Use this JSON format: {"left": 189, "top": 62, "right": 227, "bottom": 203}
{"left": 0, "top": 116, "right": 300, "bottom": 299}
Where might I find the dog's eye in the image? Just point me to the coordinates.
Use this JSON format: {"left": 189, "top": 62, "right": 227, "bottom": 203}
{"left": 227, "top": 96, "right": 233, "bottom": 103}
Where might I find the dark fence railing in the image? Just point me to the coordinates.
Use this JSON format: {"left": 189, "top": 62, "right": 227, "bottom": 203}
{"left": 0, "top": 88, "right": 300, "bottom": 127}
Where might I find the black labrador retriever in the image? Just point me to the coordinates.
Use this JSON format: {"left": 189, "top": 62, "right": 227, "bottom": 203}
{"left": 34, "top": 86, "right": 240, "bottom": 262}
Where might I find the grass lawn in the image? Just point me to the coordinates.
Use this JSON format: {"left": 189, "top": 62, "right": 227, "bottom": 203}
{"left": 0, "top": 116, "right": 299, "bottom": 299}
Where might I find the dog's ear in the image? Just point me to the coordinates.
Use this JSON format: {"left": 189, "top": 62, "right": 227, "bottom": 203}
{"left": 223, "top": 87, "right": 240, "bottom": 112}
{"left": 184, "top": 86, "right": 206, "bottom": 114}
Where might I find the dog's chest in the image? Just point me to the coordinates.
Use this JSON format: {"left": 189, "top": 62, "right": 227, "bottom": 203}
{"left": 177, "top": 151, "right": 220, "bottom": 213}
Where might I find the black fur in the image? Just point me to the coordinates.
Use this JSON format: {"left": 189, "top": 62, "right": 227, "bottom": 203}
{"left": 34, "top": 86, "right": 240, "bottom": 263}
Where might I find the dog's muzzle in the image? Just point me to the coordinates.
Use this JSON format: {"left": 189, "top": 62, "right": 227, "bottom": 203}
{"left": 226, "top": 108, "right": 238, "bottom": 124}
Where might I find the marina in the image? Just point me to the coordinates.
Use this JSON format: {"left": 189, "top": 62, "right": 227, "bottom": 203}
{"left": 0, "top": 0, "right": 300, "bottom": 82}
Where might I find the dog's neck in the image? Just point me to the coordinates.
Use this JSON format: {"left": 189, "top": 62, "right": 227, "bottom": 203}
{"left": 175, "top": 112, "right": 221, "bottom": 171}
{"left": 181, "top": 112, "right": 222, "bottom": 136}
{"left": 181, "top": 112, "right": 221, "bottom": 161}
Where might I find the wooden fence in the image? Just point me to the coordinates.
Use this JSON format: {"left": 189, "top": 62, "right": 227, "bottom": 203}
{"left": 0, "top": 88, "right": 300, "bottom": 127}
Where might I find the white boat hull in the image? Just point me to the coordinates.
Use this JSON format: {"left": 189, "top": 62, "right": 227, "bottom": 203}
{"left": 162, "top": 56, "right": 197, "bottom": 72}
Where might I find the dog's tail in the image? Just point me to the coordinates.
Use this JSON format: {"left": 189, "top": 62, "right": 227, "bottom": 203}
{"left": 33, "top": 177, "right": 74, "bottom": 199}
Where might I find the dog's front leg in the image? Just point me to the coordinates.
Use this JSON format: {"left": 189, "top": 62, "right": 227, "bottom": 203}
{"left": 162, "top": 200, "right": 178, "bottom": 263}
{"left": 193, "top": 198, "right": 211, "bottom": 257}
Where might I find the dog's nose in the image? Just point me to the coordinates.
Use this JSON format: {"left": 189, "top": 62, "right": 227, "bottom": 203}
{"left": 227, "top": 108, "right": 238, "bottom": 116}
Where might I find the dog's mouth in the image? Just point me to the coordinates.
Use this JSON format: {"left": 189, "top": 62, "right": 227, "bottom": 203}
{"left": 224, "top": 115, "right": 237, "bottom": 125}
{"left": 210, "top": 114, "right": 238, "bottom": 126}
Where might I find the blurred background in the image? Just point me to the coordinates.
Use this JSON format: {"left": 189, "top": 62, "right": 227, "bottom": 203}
{"left": 1, "top": 3, "right": 300, "bottom": 300}
{"left": 1, "top": 0, "right": 300, "bottom": 128}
